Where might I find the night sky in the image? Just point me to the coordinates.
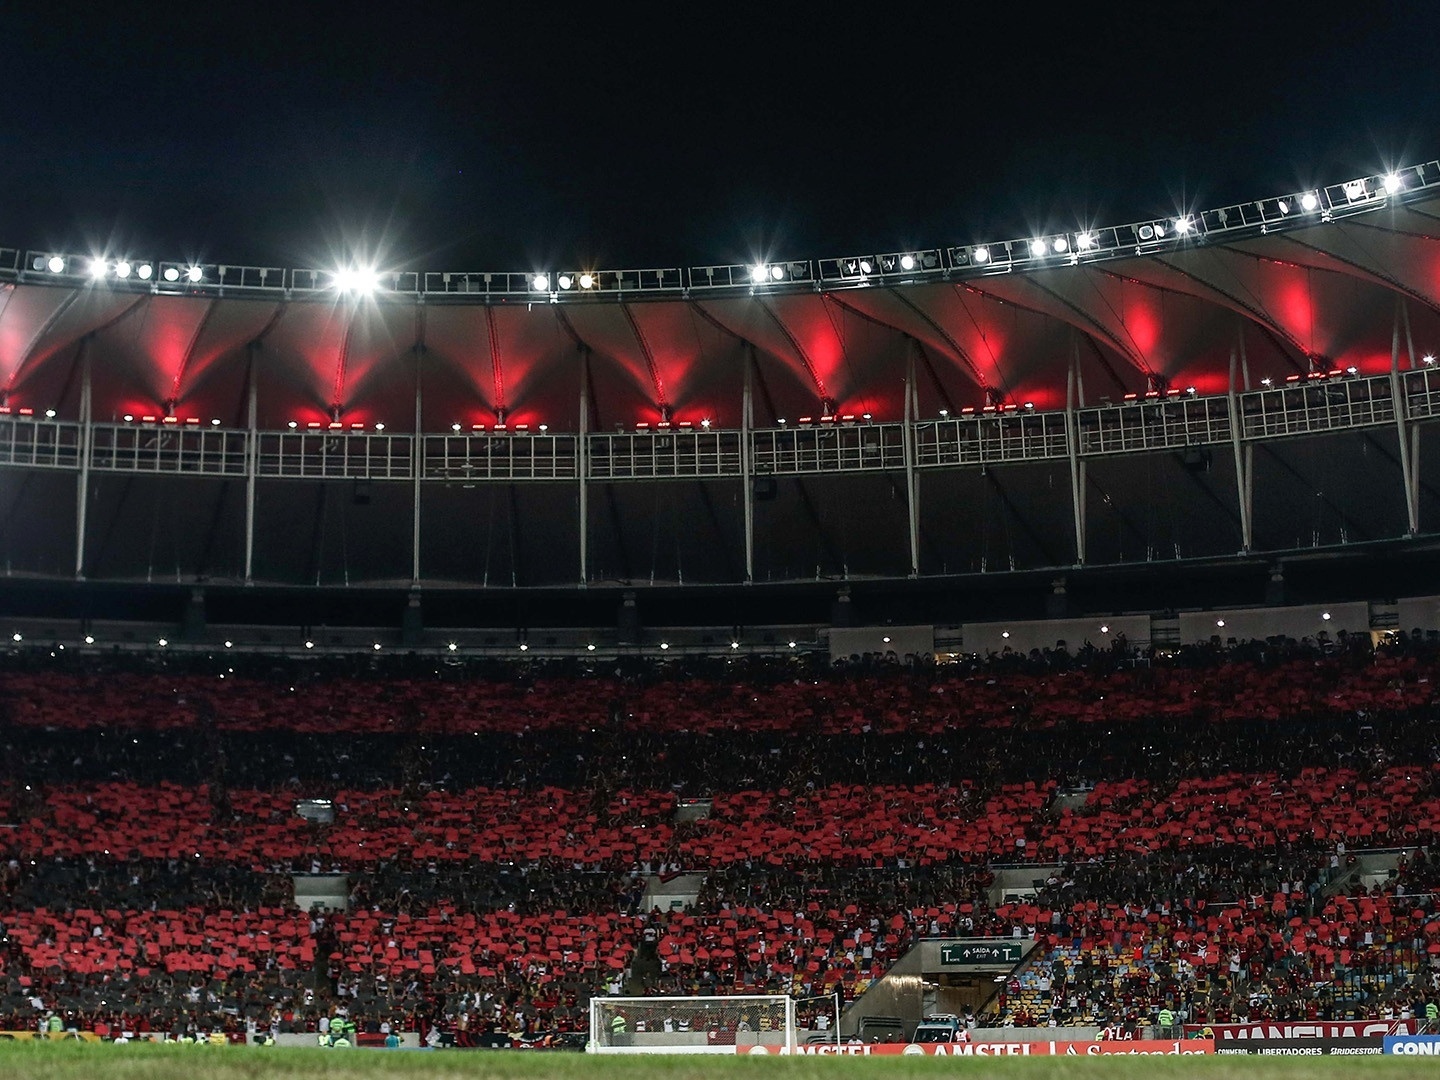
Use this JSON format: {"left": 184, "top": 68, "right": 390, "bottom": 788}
{"left": 3, "top": 4, "right": 1438, "bottom": 274}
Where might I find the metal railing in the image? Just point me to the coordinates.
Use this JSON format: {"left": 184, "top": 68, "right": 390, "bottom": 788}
{"left": 1, "top": 369, "right": 1434, "bottom": 482}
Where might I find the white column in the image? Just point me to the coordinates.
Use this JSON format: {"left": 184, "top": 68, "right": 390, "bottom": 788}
{"left": 1065, "top": 346, "right": 1085, "bottom": 565}
{"left": 1390, "top": 301, "right": 1418, "bottom": 535}
{"left": 243, "top": 346, "right": 258, "bottom": 584}
{"left": 1227, "top": 346, "right": 1253, "bottom": 552}
{"left": 74, "top": 340, "right": 92, "bottom": 579}
{"left": 412, "top": 347, "right": 423, "bottom": 584}
{"left": 901, "top": 345, "right": 920, "bottom": 577}
{"left": 741, "top": 349, "right": 754, "bottom": 583}
{"left": 578, "top": 348, "right": 590, "bottom": 585}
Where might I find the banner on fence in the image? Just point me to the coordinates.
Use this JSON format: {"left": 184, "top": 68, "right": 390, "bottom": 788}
{"left": 1183, "top": 1020, "right": 1412, "bottom": 1041}
{"left": 740, "top": 1039, "right": 1214, "bottom": 1056}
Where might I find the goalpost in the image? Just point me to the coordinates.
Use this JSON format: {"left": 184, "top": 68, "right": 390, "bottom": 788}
{"left": 588, "top": 995, "right": 797, "bottom": 1054}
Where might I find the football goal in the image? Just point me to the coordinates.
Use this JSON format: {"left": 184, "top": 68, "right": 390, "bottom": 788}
{"left": 588, "top": 994, "right": 797, "bottom": 1054}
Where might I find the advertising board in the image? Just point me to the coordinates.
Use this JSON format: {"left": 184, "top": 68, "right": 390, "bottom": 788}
{"left": 740, "top": 1039, "right": 1214, "bottom": 1056}
{"left": 1385, "top": 1035, "right": 1440, "bottom": 1055}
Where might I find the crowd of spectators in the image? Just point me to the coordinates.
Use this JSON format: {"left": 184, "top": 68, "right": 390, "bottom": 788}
{"left": 0, "top": 631, "right": 1436, "bottom": 1041}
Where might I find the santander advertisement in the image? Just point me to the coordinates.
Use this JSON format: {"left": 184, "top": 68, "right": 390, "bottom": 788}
{"left": 741, "top": 1040, "right": 1214, "bottom": 1056}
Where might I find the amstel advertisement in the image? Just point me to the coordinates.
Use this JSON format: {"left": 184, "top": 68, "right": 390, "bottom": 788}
{"left": 740, "top": 1039, "right": 1214, "bottom": 1055}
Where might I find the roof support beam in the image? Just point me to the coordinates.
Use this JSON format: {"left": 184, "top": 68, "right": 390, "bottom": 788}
{"left": 1066, "top": 343, "right": 1086, "bottom": 566}
{"left": 902, "top": 343, "right": 920, "bottom": 577}
{"left": 411, "top": 346, "right": 424, "bottom": 586}
{"left": 73, "top": 339, "right": 91, "bottom": 580}
{"left": 243, "top": 345, "right": 258, "bottom": 584}
{"left": 742, "top": 347, "right": 754, "bottom": 584}
{"left": 1228, "top": 342, "right": 1253, "bottom": 553}
{"left": 1391, "top": 299, "right": 1419, "bottom": 536}
{"left": 578, "top": 348, "right": 590, "bottom": 585}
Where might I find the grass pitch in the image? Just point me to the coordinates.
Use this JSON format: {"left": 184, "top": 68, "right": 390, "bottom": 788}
{"left": 0, "top": 1043, "right": 1437, "bottom": 1080}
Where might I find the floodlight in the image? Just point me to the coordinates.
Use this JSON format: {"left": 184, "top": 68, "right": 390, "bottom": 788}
{"left": 1216, "top": 619, "right": 1225, "bottom": 627}
{"left": 558, "top": 274, "right": 573, "bottom": 290}
{"left": 332, "top": 266, "right": 379, "bottom": 294}
{"left": 1321, "top": 611, "right": 1332, "bottom": 621}
{"left": 1426, "top": 355, "right": 1437, "bottom": 366}
{"left": 137, "top": 263, "right": 153, "bottom": 280}
{"left": 1100, "top": 625, "right": 1109, "bottom": 634}
{"left": 44, "top": 409, "right": 55, "bottom": 418}
{"left": 1345, "top": 366, "right": 1357, "bottom": 375}
{"left": 787, "top": 640, "right": 797, "bottom": 649}
{"left": 114, "top": 261, "right": 131, "bottom": 278}
{"left": 538, "top": 424, "right": 547, "bottom": 432}
{"left": 1383, "top": 173, "right": 1404, "bottom": 194}
{"left": 1052, "top": 237, "right": 1068, "bottom": 253}
{"left": 1001, "top": 631, "right": 1010, "bottom": 639}
{"left": 578, "top": 273, "right": 595, "bottom": 289}
{"left": 769, "top": 265, "right": 784, "bottom": 281}
{"left": 900, "top": 254, "right": 916, "bottom": 271}
{"left": 88, "top": 257, "right": 108, "bottom": 279}
{"left": 1300, "top": 192, "right": 1319, "bottom": 212}
{"left": 972, "top": 246, "right": 990, "bottom": 264}
{"left": 186, "top": 266, "right": 203, "bottom": 282}
{"left": 46, "top": 256, "right": 64, "bottom": 273}
{"left": 305, "top": 641, "right": 314, "bottom": 649}
{"left": 224, "top": 640, "right": 233, "bottom": 648}
{"left": 158, "top": 638, "right": 168, "bottom": 647}
{"left": 287, "top": 421, "right": 298, "bottom": 429}
{"left": 586, "top": 643, "right": 596, "bottom": 651}
{"left": 451, "top": 423, "right": 461, "bottom": 432}
{"left": 84, "top": 635, "right": 94, "bottom": 644}
{"left": 123, "top": 414, "right": 134, "bottom": 422}
{"left": 531, "top": 274, "right": 549, "bottom": 291}
{"left": 1174, "top": 217, "right": 1194, "bottom": 234}
{"left": 1028, "top": 239, "right": 1047, "bottom": 257}
{"left": 448, "top": 642, "right": 457, "bottom": 651}
{"left": 518, "top": 643, "right": 528, "bottom": 651}
{"left": 1260, "top": 377, "right": 1272, "bottom": 386}
{"left": 858, "top": 259, "right": 873, "bottom": 274}
{"left": 211, "top": 418, "right": 220, "bottom": 426}
{"left": 373, "top": 643, "right": 382, "bottom": 651}
{"left": 750, "top": 265, "right": 768, "bottom": 283}
{"left": 700, "top": 418, "right": 711, "bottom": 428}
{"left": 1277, "top": 199, "right": 1291, "bottom": 215}
{"left": 163, "top": 267, "right": 180, "bottom": 282}
{"left": 374, "top": 423, "right": 385, "bottom": 431}
{"left": 10, "top": 633, "right": 19, "bottom": 642}
{"left": 730, "top": 641, "right": 739, "bottom": 649}
{"left": 1076, "top": 232, "right": 1095, "bottom": 251}
{"left": 660, "top": 642, "right": 669, "bottom": 650}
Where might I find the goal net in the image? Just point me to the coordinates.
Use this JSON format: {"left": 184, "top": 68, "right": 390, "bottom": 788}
{"left": 588, "top": 995, "right": 797, "bottom": 1054}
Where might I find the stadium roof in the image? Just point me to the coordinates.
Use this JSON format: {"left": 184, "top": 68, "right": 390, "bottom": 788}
{"left": 2, "top": 164, "right": 1440, "bottom": 594}
{"left": 4, "top": 164, "right": 1440, "bottom": 429}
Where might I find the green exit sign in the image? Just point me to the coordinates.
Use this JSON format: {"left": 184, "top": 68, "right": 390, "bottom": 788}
{"left": 939, "top": 941, "right": 1025, "bottom": 965}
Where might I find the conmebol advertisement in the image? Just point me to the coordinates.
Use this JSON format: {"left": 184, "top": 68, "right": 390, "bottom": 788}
{"left": 1384, "top": 1035, "right": 1440, "bottom": 1055}
{"left": 740, "top": 1040, "right": 1214, "bottom": 1056}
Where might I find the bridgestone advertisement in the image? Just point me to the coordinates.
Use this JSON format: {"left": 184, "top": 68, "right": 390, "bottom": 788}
{"left": 1214, "top": 1038, "right": 1383, "bottom": 1056}
{"left": 740, "top": 1040, "right": 1214, "bottom": 1055}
